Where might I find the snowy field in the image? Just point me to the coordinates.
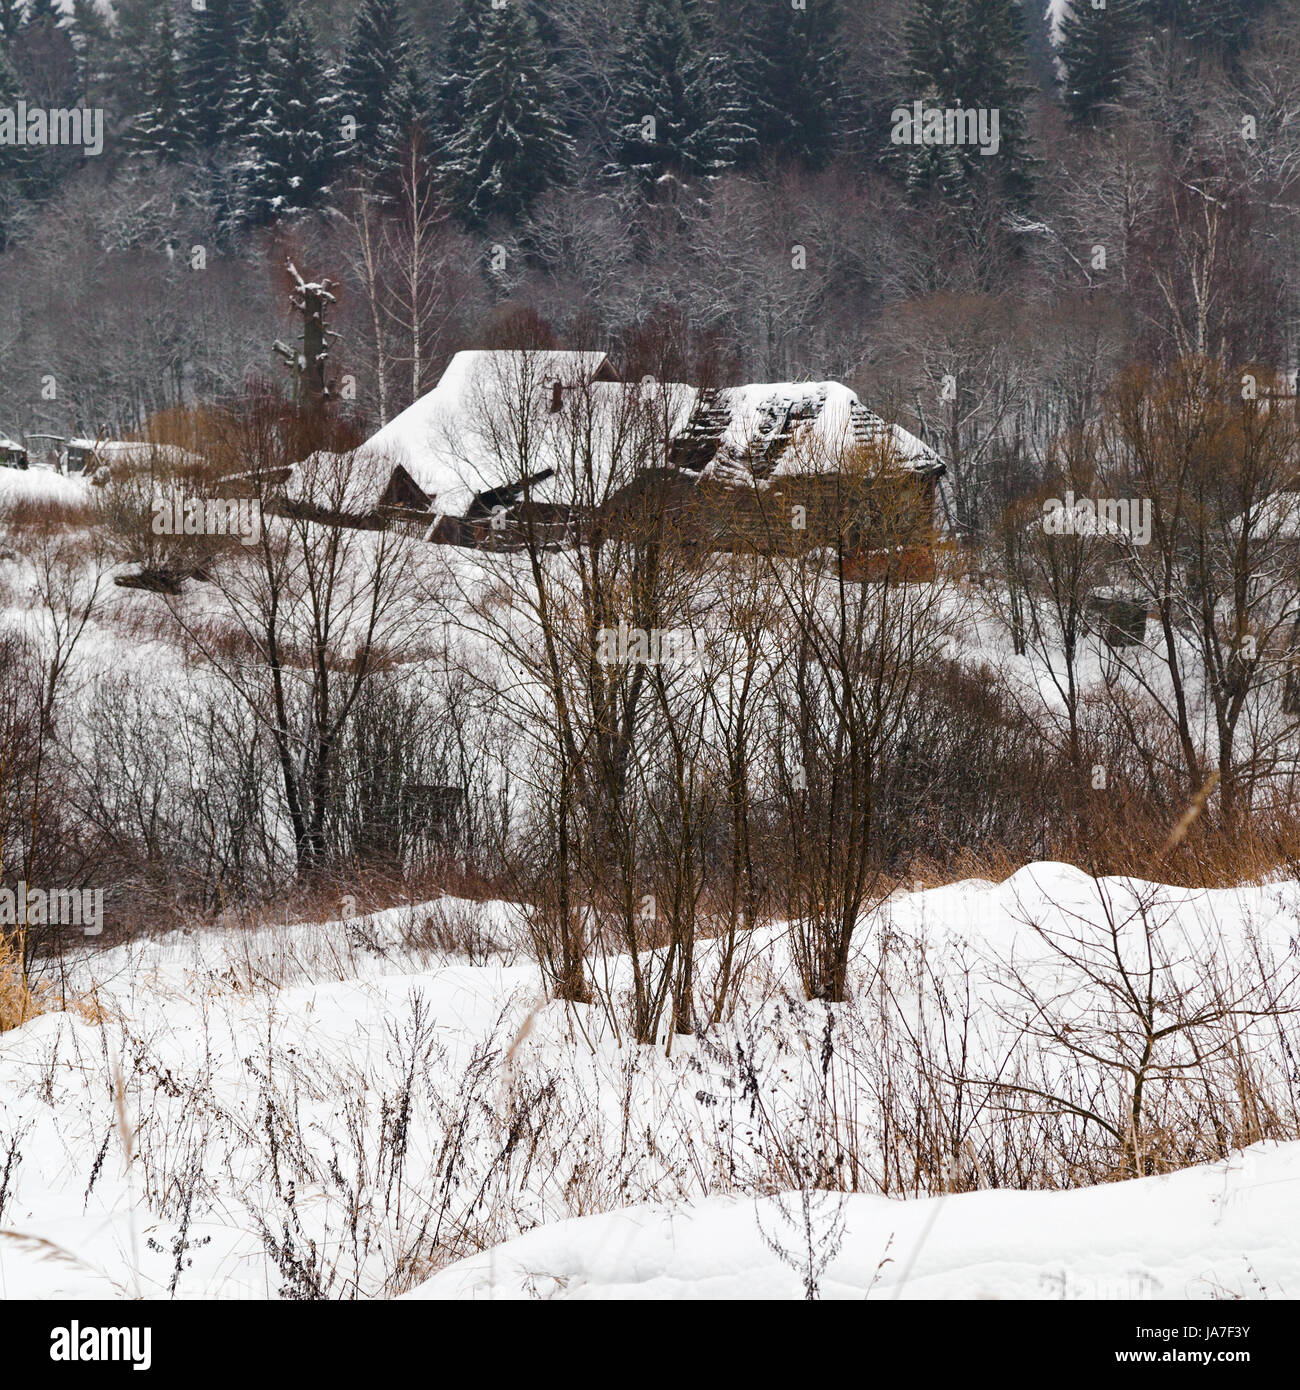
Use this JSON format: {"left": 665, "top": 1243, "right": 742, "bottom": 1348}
{"left": 2, "top": 863, "right": 1297, "bottom": 1300}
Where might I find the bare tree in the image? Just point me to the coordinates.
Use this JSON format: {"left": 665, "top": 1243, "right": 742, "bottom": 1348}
{"left": 976, "top": 876, "right": 1300, "bottom": 1177}
{"left": 160, "top": 398, "right": 425, "bottom": 878}
{"left": 1099, "top": 358, "right": 1300, "bottom": 820}
{"left": 759, "top": 434, "right": 957, "bottom": 1001}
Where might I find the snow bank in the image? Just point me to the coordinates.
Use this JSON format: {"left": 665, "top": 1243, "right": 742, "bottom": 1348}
{"left": 0, "top": 466, "right": 90, "bottom": 508}
{"left": 408, "top": 1141, "right": 1300, "bottom": 1300}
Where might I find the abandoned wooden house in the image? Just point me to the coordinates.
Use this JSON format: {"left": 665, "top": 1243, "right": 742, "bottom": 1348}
{"left": 280, "top": 349, "right": 630, "bottom": 535}
{"left": 622, "top": 380, "right": 947, "bottom": 568}
{"left": 287, "top": 350, "right": 947, "bottom": 567}
{"left": 23, "top": 434, "right": 68, "bottom": 471}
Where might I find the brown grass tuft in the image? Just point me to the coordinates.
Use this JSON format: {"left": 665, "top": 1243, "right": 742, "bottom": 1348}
{"left": 0, "top": 937, "right": 55, "bottom": 1033}
{"left": 0, "top": 494, "right": 101, "bottom": 533}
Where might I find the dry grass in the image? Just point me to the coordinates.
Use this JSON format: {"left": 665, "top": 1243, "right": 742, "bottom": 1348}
{"left": 0, "top": 494, "right": 101, "bottom": 534}
{"left": 901, "top": 845, "right": 1027, "bottom": 892}
{"left": 97, "top": 593, "right": 180, "bottom": 645}
{"left": 1053, "top": 799, "right": 1300, "bottom": 891}
{"left": 0, "top": 936, "right": 55, "bottom": 1033}
{"left": 1, "top": 937, "right": 110, "bottom": 1033}
{"left": 900, "top": 793, "right": 1300, "bottom": 895}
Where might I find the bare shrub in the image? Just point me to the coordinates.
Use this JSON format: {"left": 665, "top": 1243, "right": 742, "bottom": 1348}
{"left": 399, "top": 897, "right": 509, "bottom": 966}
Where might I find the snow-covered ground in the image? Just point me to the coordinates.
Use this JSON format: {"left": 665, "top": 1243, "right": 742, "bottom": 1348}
{"left": 2, "top": 864, "right": 1297, "bottom": 1300}
{"left": 408, "top": 1143, "right": 1298, "bottom": 1300}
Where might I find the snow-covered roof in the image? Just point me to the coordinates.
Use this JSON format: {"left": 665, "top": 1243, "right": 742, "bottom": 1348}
{"left": 1232, "top": 492, "right": 1300, "bottom": 543}
{"left": 343, "top": 350, "right": 697, "bottom": 516}
{"left": 90, "top": 441, "right": 202, "bottom": 469}
{"left": 311, "top": 356, "right": 943, "bottom": 520}
{"left": 679, "top": 381, "right": 945, "bottom": 486}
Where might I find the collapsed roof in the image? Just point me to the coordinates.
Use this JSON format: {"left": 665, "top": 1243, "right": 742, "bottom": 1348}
{"left": 669, "top": 381, "right": 946, "bottom": 485}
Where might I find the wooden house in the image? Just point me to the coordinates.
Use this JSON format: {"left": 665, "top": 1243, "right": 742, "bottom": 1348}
{"left": 0, "top": 437, "right": 28, "bottom": 468}
{"left": 288, "top": 353, "right": 948, "bottom": 571}
{"left": 602, "top": 380, "right": 946, "bottom": 568}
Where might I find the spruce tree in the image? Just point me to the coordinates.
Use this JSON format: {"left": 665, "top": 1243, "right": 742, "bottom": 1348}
{"left": 900, "top": 81, "right": 967, "bottom": 202}
{"left": 1142, "top": 0, "right": 1262, "bottom": 52}
{"left": 234, "top": 11, "right": 339, "bottom": 225}
{"left": 903, "top": 0, "right": 964, "bottom": 103}
{"left": 20, "top": 0, "right": 63, "bottom": 34}
{"left": 608, "top": 0, "right": 746, "bottom": 185}
{"left": 104, "top": 0, "right": 167, "bottom": 122}
{"left": 372, "top": 49, "right": 433, "bottom": 178}
{"left": 899, "top": 0, "right": 1035, "bottom": 204}
{"left": 444, "top": 3, "right": 572, "bottom": 224}
{"left": 707, "top": 48, "right": 758, "bottom": 172}
{"left": 0, "top": 0, "right": 21, "bottom": 44}
{"left": 0, "top": 45, "right": 31, "bottom": 248}
{"left": 68, "top": 0, "right": 112, "bottom": 106}
{"left": 337, "top": 0, "right": 413, "bottom": 165}
{"left": 897, "top": 0, "right": 969, "bottom": 196}
{"left": 433, "top": 0, "right": 484, "bottom": 146}
{"left": 745, "top": 0, "right": 844, "bottom": 169}
{"left": 179, "top": 0, "right": 248, "bottom": 151}
{"left": 14, "top": 0, "right": 79, "bottom": 107}
{"left": 958, "top": 0, "right": 1034, "bottom": 187}
{"left": 1059, "top": 0, "right": 1141, "bottom": 123}
{"left": 0, "top": 42, "right": 33, "bottom": 185}
{"left": 224, "top": 0, "right": 289, "bottom": 146}
{"left": 131, "top": 3, "right": 188, "bottom": 161}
